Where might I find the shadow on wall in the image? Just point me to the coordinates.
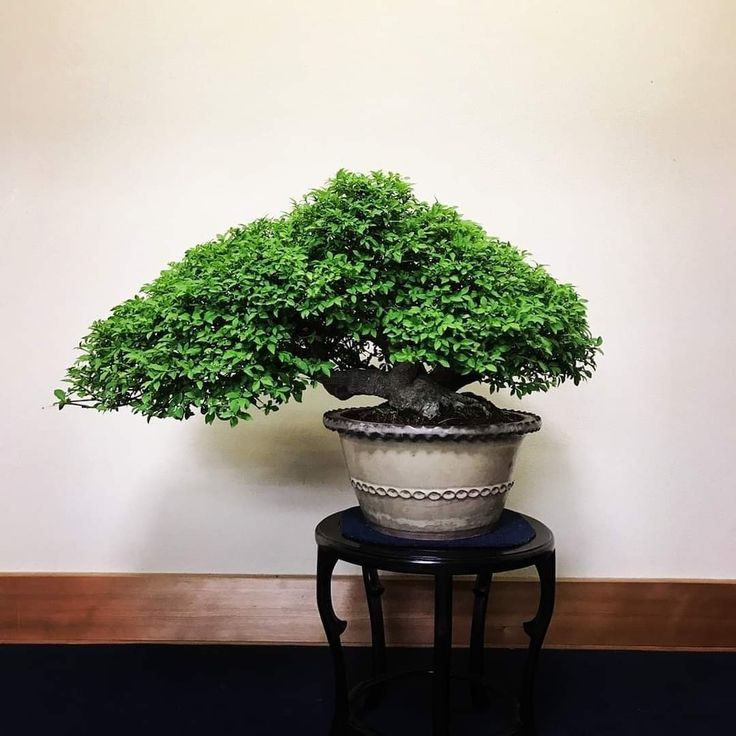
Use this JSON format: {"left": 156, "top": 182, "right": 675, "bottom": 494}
{"left": 507, "top": 400, "right": 585, "bottom": 576}
{"left": 511, "top": 426, "right": 570, "bottom": 508}
{"left": 187, "top": 388, "right": 572, "bottom": 516}
{"left": 197, "top": 401, "right": 347, "bottom": 495}
{"left": 128, "top": 391, "right": 373, "bottom": 572}
{"left": 128, "top": 388, "right": 573, "bottom": 572}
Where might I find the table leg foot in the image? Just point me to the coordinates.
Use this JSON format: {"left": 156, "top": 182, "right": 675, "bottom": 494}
{"left": 317, "top": 547, "right": 349, "bottom": 735}
{"left": 432, "top": 573, "right": 453, "bottom": 736}
{"left": 520, "top": 550, "right": 556, "bottom": 734}
{"left": 362, "top": 566, "right": 386, "bottom": 709}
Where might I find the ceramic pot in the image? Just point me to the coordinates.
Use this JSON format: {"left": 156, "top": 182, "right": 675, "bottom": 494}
{"left": 323, "top": 408, "right": 541, "bottom": 540}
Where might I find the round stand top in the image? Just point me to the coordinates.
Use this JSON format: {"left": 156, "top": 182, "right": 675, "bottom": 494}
{"left": 315, "top": 510, "right": 554, "bottom": 575}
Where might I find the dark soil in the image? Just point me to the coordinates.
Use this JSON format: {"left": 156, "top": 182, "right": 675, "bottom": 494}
{"left": 343, "top": 398, "right": 517, "bottom": 428}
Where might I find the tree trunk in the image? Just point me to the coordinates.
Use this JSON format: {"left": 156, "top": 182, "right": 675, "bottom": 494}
{"left": 319, "top": 364, "right": 504, "bottom": 423}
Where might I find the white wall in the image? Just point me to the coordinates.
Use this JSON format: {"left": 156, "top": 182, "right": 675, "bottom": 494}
{"left": 1, "top": 0, "right": 735, "bottom": 578}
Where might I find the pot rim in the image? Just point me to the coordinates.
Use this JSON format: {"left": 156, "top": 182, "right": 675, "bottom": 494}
{"left": 323, "top": 407, "right": 541, "bottom": 441}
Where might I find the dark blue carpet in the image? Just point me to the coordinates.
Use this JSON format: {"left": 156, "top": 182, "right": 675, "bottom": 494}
{"left": 0, "top": 645, "right": 733, "bottom": 735}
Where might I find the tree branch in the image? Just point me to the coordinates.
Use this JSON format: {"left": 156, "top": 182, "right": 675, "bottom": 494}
{"left": 319, "top": 367, "right": 392, "bottom": 401}
{"left": 318, "top": 362, "right": 422, "bottom": 401}
{"left": 428, "top": 367, "right": 480, "bottom": 391}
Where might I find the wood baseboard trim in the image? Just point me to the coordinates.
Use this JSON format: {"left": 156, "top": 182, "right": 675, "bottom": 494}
{"left": 1, "top": 574, "right": 734, "bottom": 650}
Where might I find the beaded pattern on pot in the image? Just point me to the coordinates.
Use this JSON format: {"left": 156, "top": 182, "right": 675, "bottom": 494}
{"left": 350, "top": 477, "right": 514, "bottom": 501}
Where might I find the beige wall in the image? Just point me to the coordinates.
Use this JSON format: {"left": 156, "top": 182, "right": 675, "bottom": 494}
{"left": 1, "top": 1, "right": 735, "bottom": 577}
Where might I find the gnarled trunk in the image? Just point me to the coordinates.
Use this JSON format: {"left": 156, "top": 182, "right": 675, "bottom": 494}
{"left": 319, "top": 363, "right": 504, "bottom": 423}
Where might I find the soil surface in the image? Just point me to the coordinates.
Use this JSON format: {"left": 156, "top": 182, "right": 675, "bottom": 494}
{"left": 342, "top": 399, "right": 518, "bottom": 428}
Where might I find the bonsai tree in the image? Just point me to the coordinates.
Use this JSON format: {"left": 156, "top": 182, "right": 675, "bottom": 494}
{"left": 56, "top": 170, "right": 600, "bottom": 426}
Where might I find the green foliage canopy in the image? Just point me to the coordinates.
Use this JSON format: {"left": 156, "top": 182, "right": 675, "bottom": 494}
{"left": 57, "top": 170, "right": 600, "bottom": 425}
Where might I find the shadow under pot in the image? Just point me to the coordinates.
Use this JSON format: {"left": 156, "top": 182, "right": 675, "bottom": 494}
{"left": 323, "top": 408, "right": 541, "bottom": 541}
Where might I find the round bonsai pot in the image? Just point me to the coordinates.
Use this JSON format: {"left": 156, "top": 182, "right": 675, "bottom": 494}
{"left": 323, "top": 408, "right": 541, "bottom": 540}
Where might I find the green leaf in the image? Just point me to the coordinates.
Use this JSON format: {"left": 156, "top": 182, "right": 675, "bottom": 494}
{"left": 55, "top": 169, "right": 600, "bottom": 425}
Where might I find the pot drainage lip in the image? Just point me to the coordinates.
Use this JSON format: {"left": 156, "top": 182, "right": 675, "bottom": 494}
{"left": 322, "top": 407, "right": 541, "bottom": 441}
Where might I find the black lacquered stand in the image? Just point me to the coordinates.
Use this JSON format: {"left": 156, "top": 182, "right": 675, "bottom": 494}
{"left": 315, "top": 511, "right": 555, "bottom": 736}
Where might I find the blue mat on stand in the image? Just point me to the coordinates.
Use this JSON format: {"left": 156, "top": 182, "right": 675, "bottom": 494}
{"left": 340, "top": 506, "right": 535, "bottom": 549}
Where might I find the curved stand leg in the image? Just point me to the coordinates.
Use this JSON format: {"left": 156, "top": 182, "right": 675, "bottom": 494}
{"left": 317, "top": 547, "right": 349, "bottom": 735}
{"left": 362, "top": 566, "right": 386, "bottom": 709}
{"left": 520, "top": 551, "right": 556, "bottom": 735}
{"left": 433, "top": 573, "right": 453, "bottom": 736}
{"left": 469, "top": 571, "right": 493, "bottom": 707}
